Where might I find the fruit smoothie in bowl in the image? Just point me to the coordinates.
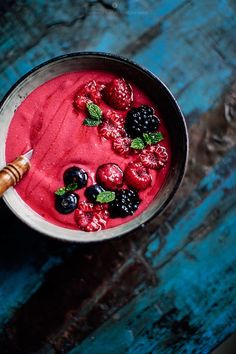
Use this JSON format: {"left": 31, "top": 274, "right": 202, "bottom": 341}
{"left": 0, "top": 53, "right": 188, "bottom": 242}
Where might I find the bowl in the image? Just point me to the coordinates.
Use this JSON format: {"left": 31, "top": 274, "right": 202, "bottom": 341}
{"left": 0, "top": 52, "right": 188, "bottom": 242}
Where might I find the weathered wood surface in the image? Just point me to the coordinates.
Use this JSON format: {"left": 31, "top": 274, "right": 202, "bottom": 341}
{"left": 0, "top": 1, "right": 236, "bottom": 353}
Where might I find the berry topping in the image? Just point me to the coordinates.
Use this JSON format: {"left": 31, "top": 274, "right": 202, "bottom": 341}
{"left": 112, "top": 137, "right": 131, "bottom": 157}
{"left": 139, "top": 149, "right": 159, "bottom": 169}
{"left": 124, "top": 105, "right": 160, "bottom": 138}
{"left": 103, "top": 78, "right": 133, "bottom": 110}
{"left": 73, "top": 80, "right": 105, "bottom": 110}
{"left": 139, "top": 144, "right": 168, "bottom": 169}
{"left": 98, "top": 119, "right": 124, "bottom": 140}
{"left": 96, "top": 163, "right": 123, "bottom": 190}
{"left": 85, "top": 184, "right": 105, "bottom": 203}
{"left": 74, "top": 95, "right": 92, "bottom": 111}
{"left": 63, "top": 166, "right": 88, "bottom": 189}
{"left": 55, "top": 192, "right": 78, "bottom": 214}
{"left": 154, "top": 145, "right": 168, "bottom": 167}
{"left": 124, "top": 161, "right": 151, "bottom": 190}
{"left": 83, "top": 80, "right": 105, "bottom": 105}
{"left": 109, "top": 189, "right": 140, "bottom": 218}
{"left": 105, "top": 110, "right": 125, "bottom": 125}
{"left": 75, "top": 202, "right": 109, "bottom": 232}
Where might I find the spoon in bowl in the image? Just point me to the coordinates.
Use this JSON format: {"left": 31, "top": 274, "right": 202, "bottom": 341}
{"left": 0, "top": 149, "right": 33, "bottom": 197}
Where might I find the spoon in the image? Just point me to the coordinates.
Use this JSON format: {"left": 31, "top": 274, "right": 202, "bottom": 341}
{"left": 0, "top": 149, "right": 33, "bottom": 197}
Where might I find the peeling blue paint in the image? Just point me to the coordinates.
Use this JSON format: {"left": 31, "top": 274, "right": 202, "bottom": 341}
{"left": 69, "top": 148, "right": 236, "bottom": 353}
{"left": 0, "top": 256, "right": 62, "bottom": 329}
{"left": 146, "top": 147, "right": 236, "bottom": 268}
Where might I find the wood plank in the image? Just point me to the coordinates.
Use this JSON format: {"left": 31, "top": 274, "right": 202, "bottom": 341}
{"left": 129, "top": 0, "right": 236, "bottom": 119}
{"left": 145, "top": 148, "right": 236, "bottom": 268}
{"left": 0, "top": 0, "right": 187, "bottom": 99}
{"left": 1, "top": 0, "right": 236, "bottom": 123}
{"left": 68, "top": 146, "right": 236, "bottom": 354}
{"left": 0, "top": 94, "right": 235, "bottom": 352}
{"left": 0, "top": 0, "right": 193, "bottom": 330}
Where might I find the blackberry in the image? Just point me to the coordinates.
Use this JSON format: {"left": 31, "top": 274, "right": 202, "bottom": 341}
{"left": 109, "top": 189, "right": 140, "bottom": 218}
{"left": 124, "top": 105, "right": 160, "bottom": 138}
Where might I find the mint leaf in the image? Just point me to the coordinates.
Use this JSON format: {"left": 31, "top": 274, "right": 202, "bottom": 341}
{"left": 55, "top": 187, "right": 66, "bottom": 196}
{"left": 143, "top": 133, "right": 152, "bottom": 145}
{"left": 55, "top": 183, "right": 78, "bottom": 196}
{"left": 83, "top": 118, "right": 101, "bottom": 126}
{"left": 131, "top": 137, "right": 145, "bottom": 150}
{"left": 65, "top": 183, "right": 78, "bottom": 192}
{"left": 83, "top": 103, "right": 103, "bottom": 127}
{"left": 149, "top": 132, "right": 164, "bottom": 144}
{"left": 142, "top": 132, "right": 164, "bottom": 145}
{"left": 96, "top": 191, "right": 116, "bottom": 203}
{"left": 87, "top": 103, "right": 102, "bottom": 120}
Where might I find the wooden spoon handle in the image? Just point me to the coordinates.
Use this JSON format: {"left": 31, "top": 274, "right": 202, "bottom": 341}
{"left": 0, "top": 156, "right": 30, "bottom": 197}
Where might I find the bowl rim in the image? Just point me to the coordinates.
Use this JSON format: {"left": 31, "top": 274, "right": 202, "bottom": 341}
{"left": 0, "top": 51, "right": 189, "bottom": 242}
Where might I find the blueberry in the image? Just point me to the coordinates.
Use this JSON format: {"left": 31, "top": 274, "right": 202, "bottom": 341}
{"left": 55, "top": 192, "right": 79, "bottom": 214}
{"left": 85, "top": 184, "right": 105, "bottom": 203}
{"left": 63, "top": 166, "right": 88, "bottom": 189}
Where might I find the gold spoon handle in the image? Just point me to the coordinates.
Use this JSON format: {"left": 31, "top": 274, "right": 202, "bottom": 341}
{"left": 0, "top": 156, "right": 30, "bottom": 197}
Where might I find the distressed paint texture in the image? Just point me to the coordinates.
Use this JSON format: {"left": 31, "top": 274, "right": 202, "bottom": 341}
{"left": 0, "top": 0, "right": 236, "bottom": 353}
{"left": 70, "top": 147, "right": 236, "bottom": 354}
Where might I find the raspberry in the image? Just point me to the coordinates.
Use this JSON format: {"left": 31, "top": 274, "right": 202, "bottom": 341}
{"left": 112, "top": 137, "right": 131, "bottom": 157}
{"left": 124, "top": 105, "right": 160, "bottom": 138}
{"left": 103, "top": 78, "right": 133, "bottom": 110}
{"left": 154, "top": 145, "right": 168, "bottom": 167}
{"left": 124, "top": 161, "right": 151, "bottom": 190}
{"left": 98, "top": 119, "right": 124, "bottom": 140}
{"left": 75, "top": 202, "right": 109, "bottom": 232}
{"left": 83, "top": 80, "right": 105, "bottom": 105}
{"left": 139, "top": 149, "right": 159, "bottom": 169}
{"left": 96, "top": 163, "right": 123, "bottom": 190}
{"left": 73, "top": 80, "right": 105, "bottom": 110}
{"left": 105, "top": 110, "right": 125, "bottom": 125}
{"left": 139, "top": 145, "right": 168, "bottom": 169}
{"left": 74, "top": 95, "right": 92, "bottom": 110}
{"left": 109, "top": 189, "right": 140, "bottom": 218}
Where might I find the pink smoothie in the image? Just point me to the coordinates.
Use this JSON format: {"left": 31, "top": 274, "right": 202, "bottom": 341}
{"left": 5, "top": 71, "right": 171, "bottom": 230}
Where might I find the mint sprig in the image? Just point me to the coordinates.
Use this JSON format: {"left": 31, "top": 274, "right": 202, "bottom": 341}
{"left": 131, "top": 132, "right": 164, "bottom": 150}
{"left": 55, "top": 187, "right": 66, "bottom": 196}
{"left": 142, "top": 133, "right": 152, "bottom": 145}
{"left": 96, "top": 191, "right": 116, "bottom": 203}
{"left": 55, "top": 183, "right": 78, "bottom": 196}
{"left": 87, "top": 103, "right": 102, "bottom": 120}
{"left": 66, "top": 183, "right": 78, "bottom": 192}
{"left": 83, "top": 103, "right": 103, "bottom": 126}
{"left": 131, "top": 137, "right": 145, "bottom": 150}
{"left": 83, "top": 118, "right": 101, "bottom": 126}
{"left": 144, "top": 132, "right": 164, "bottom": 144}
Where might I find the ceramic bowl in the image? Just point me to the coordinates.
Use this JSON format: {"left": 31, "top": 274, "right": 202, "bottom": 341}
{"left": 0, "top": 52, "right": 188, "bottom": 242}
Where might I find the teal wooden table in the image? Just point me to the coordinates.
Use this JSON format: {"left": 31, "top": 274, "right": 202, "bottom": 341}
{"left": 0, "top": 1, "right": 236, "bottom": 353}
